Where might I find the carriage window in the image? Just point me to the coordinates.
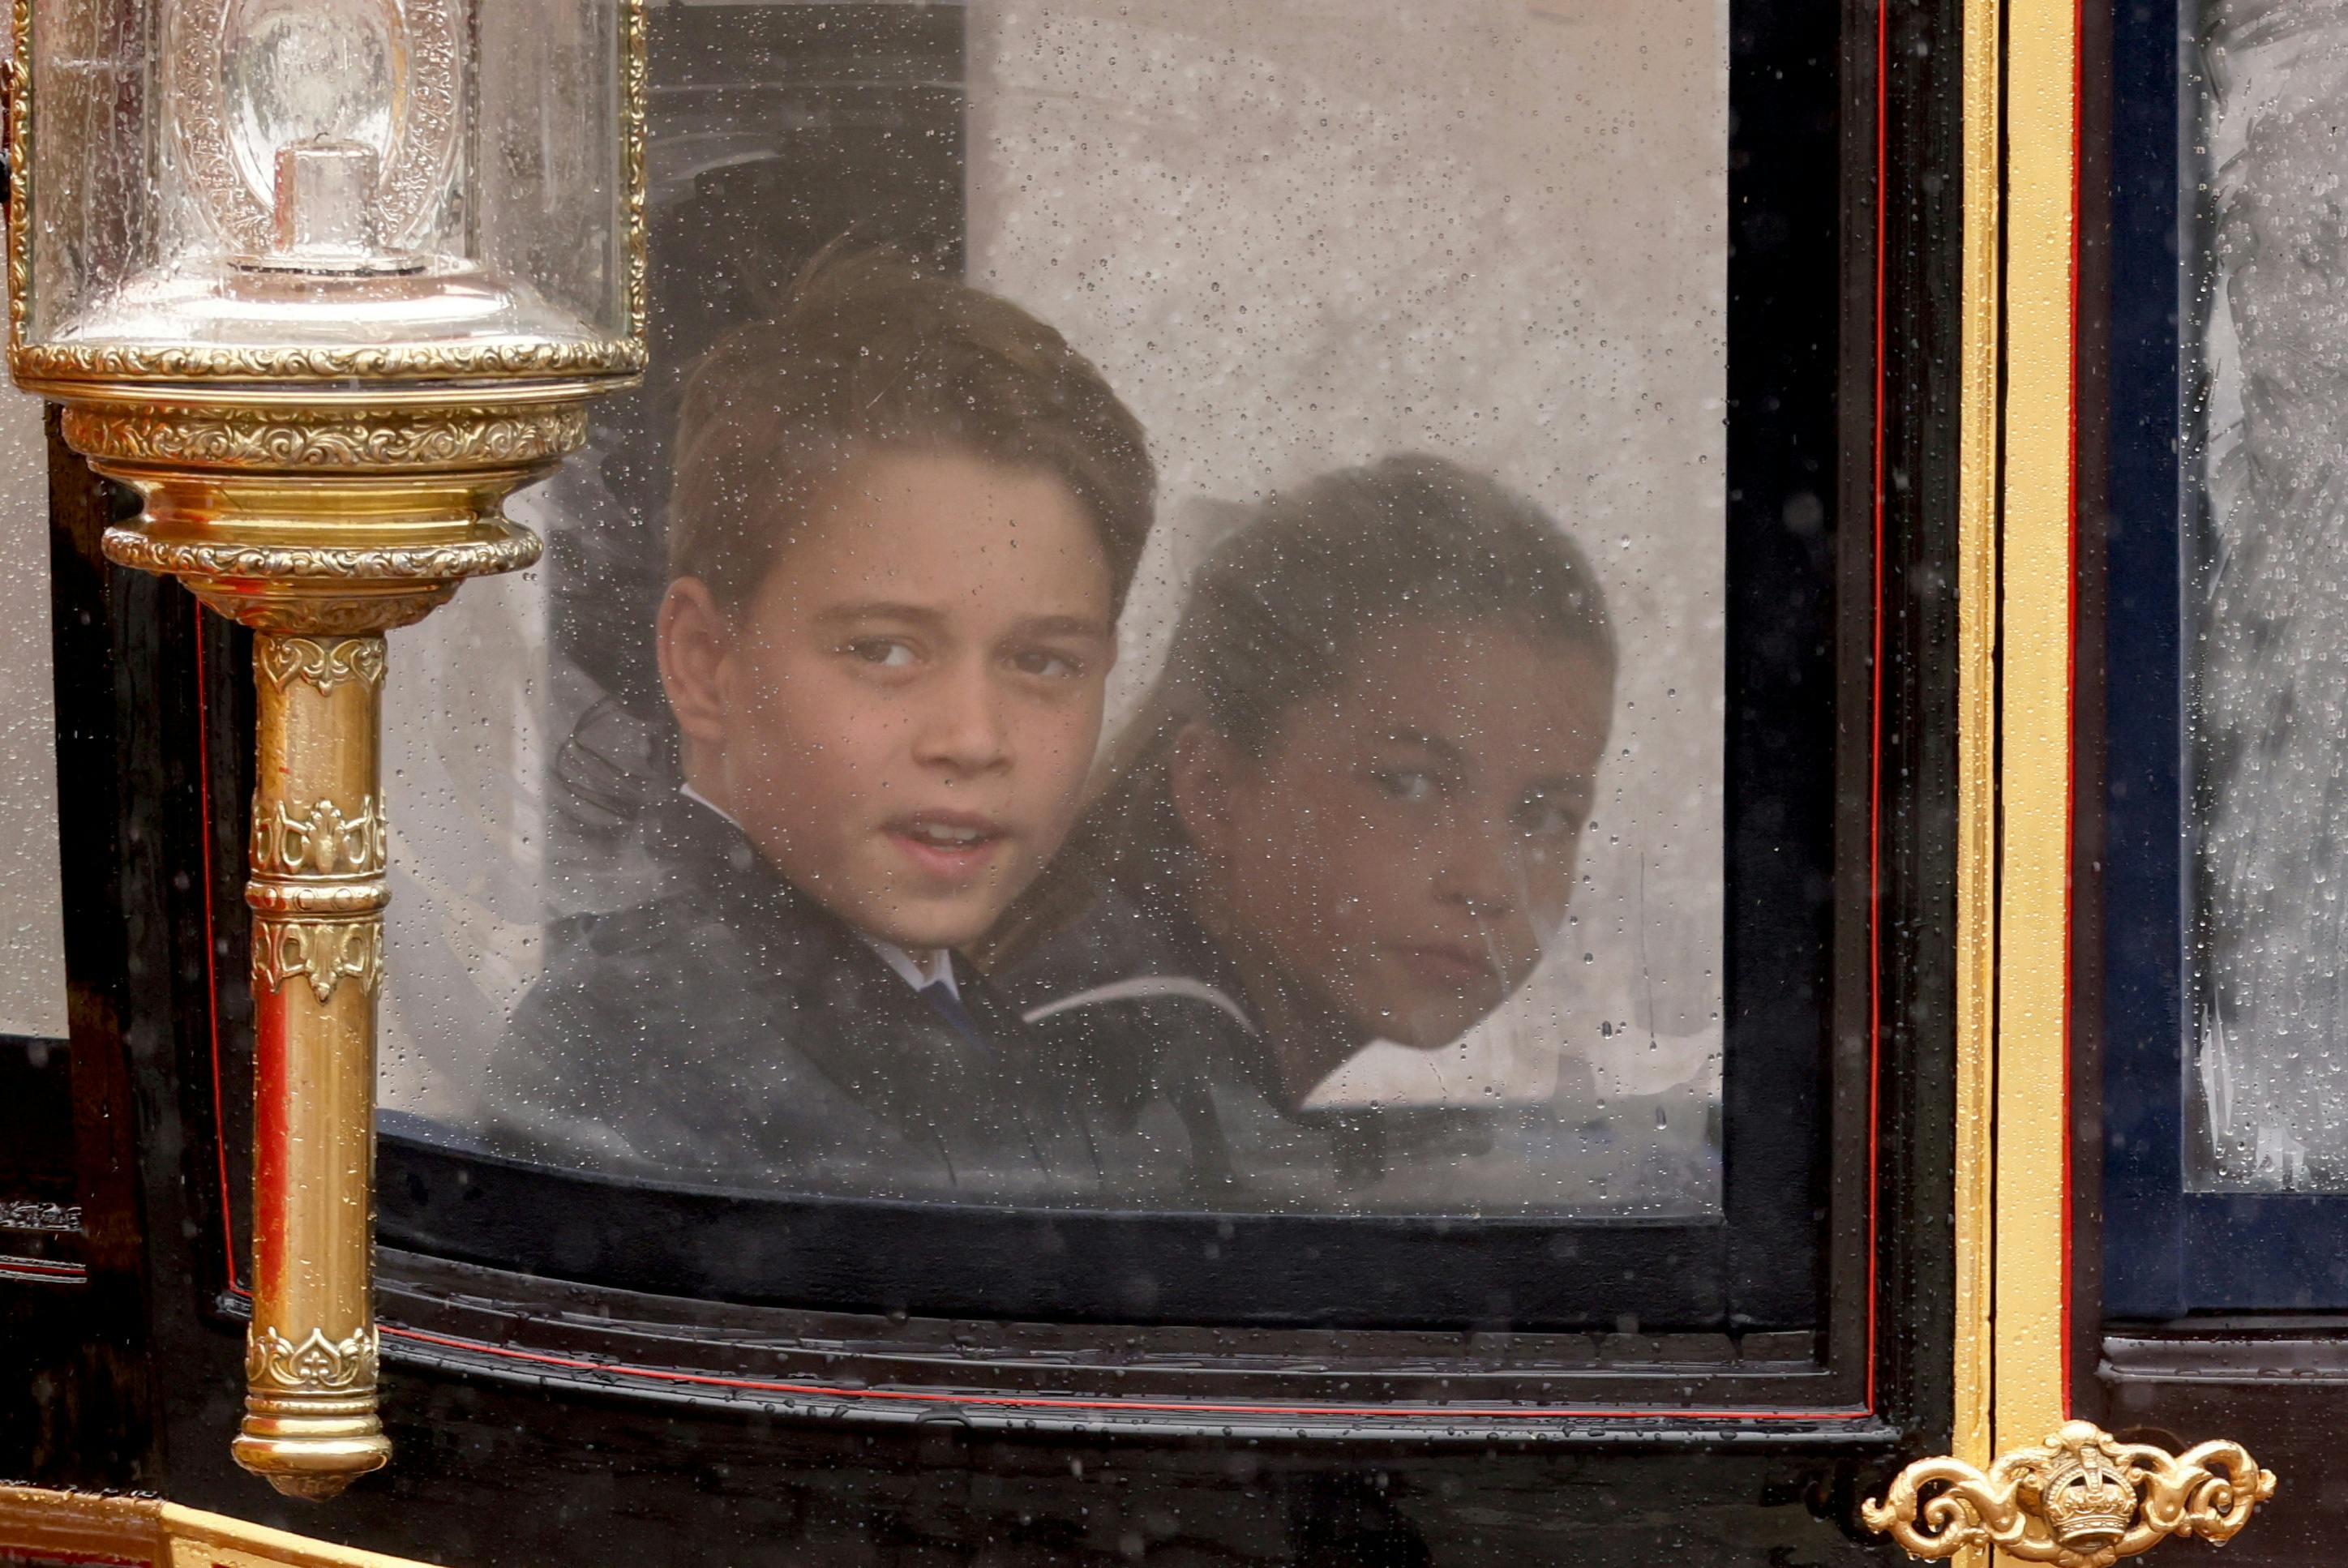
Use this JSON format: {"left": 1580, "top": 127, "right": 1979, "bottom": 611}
{"left": 353, "top": 0, "right": 1857, "bottom": 1344}
{"left": 379, "top": 0, "right": 1729, "bottom": 1222}
{"left": 0, "top": 385, "right": 66, "bottom": 1048}
{"left": 2186, "top": 6, "right": 2348, "bottom": 1196}
{"left": 2104, "top": 0, "right": 2348, "bottom": 1318}
{"left": 1, "top": 383, "right": 69, "bottom": 1257}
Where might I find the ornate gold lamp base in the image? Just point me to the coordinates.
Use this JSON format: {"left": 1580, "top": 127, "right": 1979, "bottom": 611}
{"left": 35, "top": 382, "right": 597, "bottom": 1497}
{"left": 1862, "top": 1420, "right": 2276, "bottom": 1568}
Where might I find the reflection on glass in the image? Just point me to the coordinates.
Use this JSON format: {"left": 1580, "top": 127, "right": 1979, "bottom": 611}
{"left": 2190, "top": 0, "right": 2348, "bottom": 1191}
{"left": 381, "top": 0, "right": 1728, "bottom": 1219}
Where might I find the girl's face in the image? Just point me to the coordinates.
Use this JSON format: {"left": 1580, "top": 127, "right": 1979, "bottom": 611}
{"left": 1174, "top": 621, "right": 1611, "bottom": 1050}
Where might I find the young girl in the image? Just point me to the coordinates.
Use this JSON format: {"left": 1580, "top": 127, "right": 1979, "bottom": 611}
{"left": 990, "top": 454, "right": 1617, "bottom": 1202}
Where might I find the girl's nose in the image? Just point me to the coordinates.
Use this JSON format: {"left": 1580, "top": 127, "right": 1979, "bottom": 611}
{"left": 1433, "top": 817, "right": 1521, "bottom": 918}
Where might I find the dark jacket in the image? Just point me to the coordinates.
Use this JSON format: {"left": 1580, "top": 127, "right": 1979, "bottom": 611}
{"left": 997, "top": 891, "right": 1410, "bottom": 1205}
{"left": 473, "top": 798, "right": 1150, "bottom": 1199}
{"left": 1002, "top": 893, "right": 1728, "bottom": 1217}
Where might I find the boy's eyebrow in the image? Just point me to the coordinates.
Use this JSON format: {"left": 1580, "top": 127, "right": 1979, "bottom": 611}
{"left": 1015, "top": 613, "right": 1113, "bottom": 640}
{"left": 812, "top": 600, "right": 949, "bottom": 628}
{"left": 812, "top": 602, "right": 1112, "bottom": 640}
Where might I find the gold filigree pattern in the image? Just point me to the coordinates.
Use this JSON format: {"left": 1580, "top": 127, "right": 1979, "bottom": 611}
{"left": 246, "top": 1326, "right": 378, "bottom": 1394}
{"left": 5, "top": 0, "right": 28, "bottom": 357}
{"left": 12, "top": 336, "right": 645, "bottom": 385}
{"left": 65, "top": 404, "right": 587, "bottom": 469}
{"left": 195, "top": 588, "right": 461, "bottom": 636}
{"left": 245, "top": 880, "right": 387, "bottom": 917}
{"left": 622, "top": 0, "right": 650, "bottom": 340}
{"left": 1862, "top": 1420, "right": 2277, "bottom": 1567}
{"left": 252, "top": 797, "right": 388, "bottom": 877}
{"left": 104, "top": 528, "right": 542, "bottom": 587}
{"left": 251, "top": 918, "right": 384, "bottom": 1005}
{"left": 256, "top": 636, "right": 387, "bottom": 693}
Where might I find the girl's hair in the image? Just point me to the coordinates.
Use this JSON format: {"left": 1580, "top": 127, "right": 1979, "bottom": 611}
{"left": 983, "top": 453, "right": 1617, "bottom": 965}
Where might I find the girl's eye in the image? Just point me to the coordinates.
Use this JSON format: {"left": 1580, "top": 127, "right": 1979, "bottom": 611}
{"left": 1515, "top": 797, "right": 1585, "bottom": 838}
{"left": 846, "top": 639, "right": 917, "bottom": 669}
{"left": 1012, "top": 647, "right": 1082, "bottom": 679}
{"left": 1366, "top": 768, "right": 1440, "bottom": 803}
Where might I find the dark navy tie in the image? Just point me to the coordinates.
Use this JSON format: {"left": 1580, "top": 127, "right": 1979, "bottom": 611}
{"left": 919, "top": 980, "right": 992, "bottom": 1056}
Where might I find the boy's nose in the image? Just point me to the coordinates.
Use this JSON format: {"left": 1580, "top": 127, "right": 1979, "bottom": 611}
{"left": 910, "top": 664, "right": 1012, "bottom": 775}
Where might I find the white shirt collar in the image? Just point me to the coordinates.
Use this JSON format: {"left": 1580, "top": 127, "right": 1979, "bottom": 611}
{"left": 679, "top": 784, "right": 959, "bottom": 999}
{"left": 679, "top": 780, "right": 738, "bottom": 828}
{"left": 863, "top": 939, "right": 961, "bottom": 999}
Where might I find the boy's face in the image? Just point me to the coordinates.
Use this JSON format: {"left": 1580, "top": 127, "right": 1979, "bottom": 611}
{"left": 661, "top": 446, "right": 1116, "bottom": 952}
{"left": 1176, "top": 622, "right": 1609, "bottom": 1051}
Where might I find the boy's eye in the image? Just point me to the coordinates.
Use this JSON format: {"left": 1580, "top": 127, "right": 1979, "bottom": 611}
{"left": 846, "top": 638, "right": 917, "bottom": 669}
{"left": 1365, "top": 767, "right": 1441, "bottom": 804}
{"left": 1010, "top": 647, "right": 1084, "bottom": 679}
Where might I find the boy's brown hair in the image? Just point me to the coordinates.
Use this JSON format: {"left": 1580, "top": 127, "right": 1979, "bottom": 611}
{"left": 669, "top": 248, "right": 1156, "bottom": 615}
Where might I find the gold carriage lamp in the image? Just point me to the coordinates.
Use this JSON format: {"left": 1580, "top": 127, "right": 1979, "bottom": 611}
{"left": 4, "top": 0, "right": 646, "bottom": 1498}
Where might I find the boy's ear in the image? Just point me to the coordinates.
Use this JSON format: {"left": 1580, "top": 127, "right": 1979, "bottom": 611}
{"left": 1168, "top": 720, "right": 1240, "bottom": 865}
{"left": 657, "top": 576, "right": 734, "bottom": 750}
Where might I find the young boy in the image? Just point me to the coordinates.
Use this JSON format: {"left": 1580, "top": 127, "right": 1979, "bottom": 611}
{"left": 475, "top": 251, "right": 1159, "bottom": 1197}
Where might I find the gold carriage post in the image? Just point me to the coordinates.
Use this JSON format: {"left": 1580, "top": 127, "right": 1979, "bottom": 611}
{"left": 4, "top": 0, "right": 647, "bottom": 1497}
{"left": 1859, "top": 1, "right": 2276, "bottom": 1563}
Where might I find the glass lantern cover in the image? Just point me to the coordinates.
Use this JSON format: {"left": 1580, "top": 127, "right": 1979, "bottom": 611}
{"left": 13, "top": 0, "right": 640, "bottom": 373}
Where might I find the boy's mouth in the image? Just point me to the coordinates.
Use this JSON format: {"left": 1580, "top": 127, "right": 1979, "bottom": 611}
{"left": 884, "top": 811, "right": 1009, "bottom": 882}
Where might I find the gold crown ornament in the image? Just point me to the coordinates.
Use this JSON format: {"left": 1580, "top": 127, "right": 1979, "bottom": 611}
{"left": 1862, "top": 1419, "right": 2276, "bottom": 1568}
{"left": 2032, "top": 1430, "right": 2140, "bottom": 1552}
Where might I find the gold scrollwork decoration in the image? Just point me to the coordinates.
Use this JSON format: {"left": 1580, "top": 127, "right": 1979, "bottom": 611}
{"left": 623, "top": 0, "right": 650, "bottom": 340}
{"left": 256, "top": 636, "right": 388, "bottom": 693}
{"left": 3, "top": 0, "right": 25, "bottom": 358}
{"left": 63, "top": 404, "right": 588, "bottom": 470}
{"left": 245, "top": 880, "right": 386, "bottom": 918}
{"left": 251, "top": 918, "right": 384, "bottom": 1005}
{"left": 252, "top": 796, "right": 388, "bottom": 877}
{"left": 104, "top": 529, "right": 542, "bottom": 589}
{"left": 197, "top": 589, "right": 460, "bottom": 637}
{"left": 246, "top": 1326, "right": 378, "bottom": 1394}
{"left": 1862, "top": 1420, "right": 2277, "bottom": 1568}
{"left": 11, "top": 335, "right": 645, "bottom": 385}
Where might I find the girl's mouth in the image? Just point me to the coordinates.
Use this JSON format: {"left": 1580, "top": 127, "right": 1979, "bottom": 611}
{"left": 1390, "top": 941, "right": 1504, "bottom": 991}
